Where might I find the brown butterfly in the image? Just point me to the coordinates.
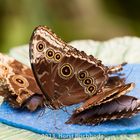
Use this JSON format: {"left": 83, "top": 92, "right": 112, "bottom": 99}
{"left": 29, "top": 26, "right": 129, "bottom": 109}
{"left": 0, "top": 53, "right": 44, "bottom": 111}
{"left": 29, "top": 26, "right": 140, "bottom": 125}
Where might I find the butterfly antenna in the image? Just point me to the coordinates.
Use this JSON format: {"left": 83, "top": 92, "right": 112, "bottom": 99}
{"left": 125, "top": 65, "right": 140, "bottom": 95}
{"left": 125, "top": 65, "right": 134, "bottom": 82}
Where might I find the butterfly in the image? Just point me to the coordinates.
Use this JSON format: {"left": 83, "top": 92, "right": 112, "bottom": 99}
{"left": 29, "top": 26, "right": 110, "bottom": 109}
{"left": 0, "top": 53, "right": 44, "bottom": 111}
{"left": 29, "top": 26, "right": 140, "bottom": 124}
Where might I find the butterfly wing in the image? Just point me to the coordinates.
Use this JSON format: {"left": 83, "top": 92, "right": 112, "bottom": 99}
{"left": 29, "top": 26, "right": 109, "bottom": 109}
{"left": 0, "top": 53, "right": 43, "bottom": 111}
{"left": 29, "top": 26, "right": 70, "bottom": 107}
{"left": 50, "top": 54, "right": 109, "bottom": 108}
{"left": 74, "top": 75, "right": 133, "bottom": 113}
{"left": 66, "top": 95, "right": 140, "bottom": 125}
{"left": 75, "top": 82, "right": 135, "bottom": 113}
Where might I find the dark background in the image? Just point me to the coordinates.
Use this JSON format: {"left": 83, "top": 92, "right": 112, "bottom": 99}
{"left": 0, "top": 0, "right": 140, "bottom": 52}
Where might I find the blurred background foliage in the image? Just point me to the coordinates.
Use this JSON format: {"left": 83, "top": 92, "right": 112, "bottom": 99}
{"left": 0, "top": 0, "right": 140, "bottom": 52}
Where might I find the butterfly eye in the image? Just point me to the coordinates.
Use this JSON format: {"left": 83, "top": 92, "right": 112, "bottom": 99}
{"left": 36, "top": 41, "right": 45, "bottom": 52}
{"left": 60, "top": 63, "right": 74, "bottom": 79}
{"left": 12, "top": 75, "right": 29, "bottom": 88}
{"left": 46, "top": 49, "right": 55, "bottom": 59}
{"left": 83, "top": 77, "right": 93, "bottom": 86}
{"left": 54, "top": 52, "right": 62, "bottom": 62}
{"left": 78, "top": 71, "right": 87, "bottom": 81}
{"left": 86, "top": 85, "right": 97, "bottom": 96}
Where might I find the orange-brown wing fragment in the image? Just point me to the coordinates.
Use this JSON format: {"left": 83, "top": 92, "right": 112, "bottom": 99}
{"left": 0, "top": 53, "right": 44, "bottom": 111}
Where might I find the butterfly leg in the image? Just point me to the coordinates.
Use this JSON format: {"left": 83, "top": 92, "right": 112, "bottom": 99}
{"left": 108, "top": 62, "right": 127, "bottom": 74}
